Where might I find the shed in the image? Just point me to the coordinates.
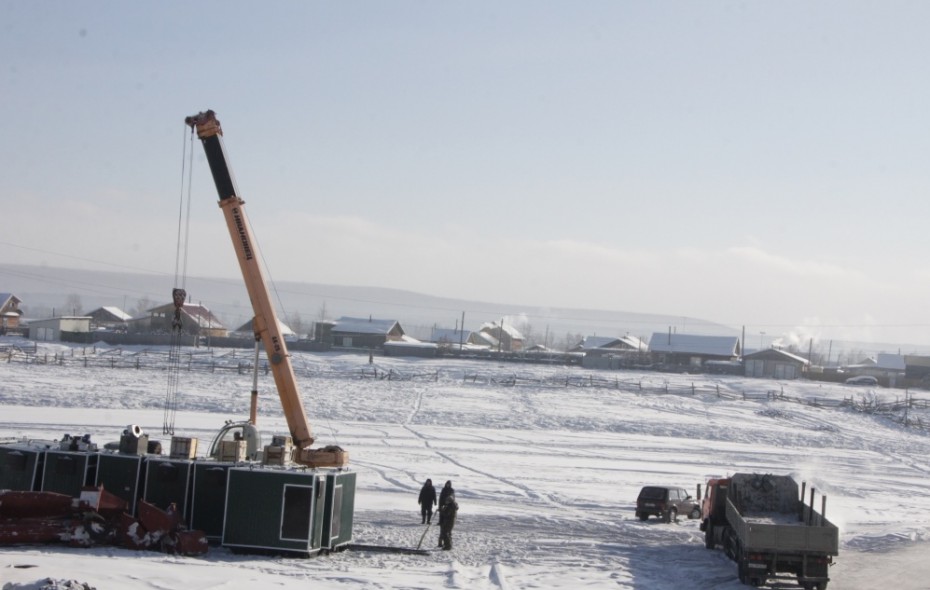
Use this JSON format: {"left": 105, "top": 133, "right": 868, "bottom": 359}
{"left": 744, "top": 348, "right": 810, "bottom": 380}
{"left": 29, "top": 316, "right": 92, "bottom": 342}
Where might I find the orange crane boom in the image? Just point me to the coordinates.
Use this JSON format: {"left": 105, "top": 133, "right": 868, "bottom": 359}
{"left": 185, "top": 110, "right": 347, "bottom": 468}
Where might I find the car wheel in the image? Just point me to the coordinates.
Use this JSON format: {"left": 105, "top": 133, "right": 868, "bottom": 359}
{"left": 689, "top": 506, "right": 701, "bottom": 519}
{"left": 637, "top": 512, "right": 648, "bottom": 521}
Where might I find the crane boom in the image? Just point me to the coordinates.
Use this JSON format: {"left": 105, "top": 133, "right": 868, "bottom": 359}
{"left": 185, "top": 110, "right": 347, "bottom": 468}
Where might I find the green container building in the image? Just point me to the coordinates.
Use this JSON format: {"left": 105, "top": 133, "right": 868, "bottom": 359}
{"left": 0, "top": 443, "right": 45, "bottom": 491}
{"left": 321, "top": 470, "right": 356, "bottom": 551}
{"left": 143, "top": 458, "right": 193, "bottom": 521}
{"left": 95, "top": 453, "right": 145, "bottom": 515}
{"left": 42, "top": 450, "right": 97, "bottom": 497}
{"left": 222, "top": 467, "right": 329, "bottom": 556}
{"left": 190, "top": 461, "right": 234, "bottom": 540}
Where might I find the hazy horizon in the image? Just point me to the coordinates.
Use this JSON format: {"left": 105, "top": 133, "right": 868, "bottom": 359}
{"left": 4, "top": 2, "right": 930, "bottom": 347}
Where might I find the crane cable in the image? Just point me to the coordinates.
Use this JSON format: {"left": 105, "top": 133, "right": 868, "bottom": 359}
{"left": 163, "top": 124, "right": 195, "bottom": 435}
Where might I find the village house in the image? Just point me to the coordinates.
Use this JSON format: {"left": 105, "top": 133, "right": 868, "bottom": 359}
{"left": 743, "top": 348, "right": 810, "bottom": 380}
{"left": 232, "top": 318, "right": 298, "bottom": 341}
{"left": 429, "top": 327, "right": 475, "bottom": 348}
{"left": 86, "top": 306, "right": 132, "bottom": 332}
{"left": 478, "top": 321, "right": 525, "bottom": 352}
{"left": 647, "top": 332, "right": 741, "bottom": 370}
{"left": 0, "top": 293, "right": 23, "bottom": 334}
{"left": 575, "top": 335, "right": 649, "bottom": 369}
{"left": 129, "top": 302, "right": 227, "bottom": 339}
{"left": 322, "top": 316, "right": 405, "bottom": 349}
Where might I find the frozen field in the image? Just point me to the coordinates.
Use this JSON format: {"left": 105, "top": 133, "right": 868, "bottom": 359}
{"left": 2, "top": 340, "right": 930, "bottom": 589}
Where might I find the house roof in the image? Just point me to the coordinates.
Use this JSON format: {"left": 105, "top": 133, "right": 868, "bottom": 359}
{"left": 648, "top": 332, "right": 740, "bottom": 356}
{"left": 332, "top": 316, "right": 402, "bottom": 335}
{"left": 574, "top": 335, "right": 646, "bottom": 351}
{"left": 233, "top": 318, "right": 296, "bottom": 337}
{"left": 479, "top": 322, "right": 524, "bottom": 340}
{"left": 430, "top": 328, "right": 472, "bottom": 343}
{"left": 743, "top": 348, "right": 810, "bottom": 365}
{"left": 146, "top": 302, "right": 226, "bottom": 329}
{"left": 0, "top": 293, "right": 22, "bottom": 312}
{"left": 89, "top": 306, "right": 132, "bottom": 321}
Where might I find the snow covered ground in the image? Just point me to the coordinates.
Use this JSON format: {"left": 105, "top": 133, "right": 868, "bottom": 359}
{"left": 2, "top": 339, "right": 930, "bottom": 589}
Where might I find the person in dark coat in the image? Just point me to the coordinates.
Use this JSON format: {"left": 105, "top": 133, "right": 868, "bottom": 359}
{"left": 438, "top": 492, "right": 458, "bottom": 550}
{"left": 438, "top": 480, "right": 454, "bottom": 507}
{"left": 418, "top": 478, "right": 437, "bottom": 524}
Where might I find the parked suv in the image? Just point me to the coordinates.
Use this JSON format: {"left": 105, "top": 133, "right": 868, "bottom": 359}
{"left": 636, "top": 485, "right": 700, "bottom": 523}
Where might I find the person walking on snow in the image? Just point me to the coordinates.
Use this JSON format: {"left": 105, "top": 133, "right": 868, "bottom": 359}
{"left": 418, "top": 478, "right": 437, "bottom": 524}
{"left": 438, "top": 480, "right": 454, "bottom": 507}
{"left": 438, "top": 492, "right": 458, "bottom": 550}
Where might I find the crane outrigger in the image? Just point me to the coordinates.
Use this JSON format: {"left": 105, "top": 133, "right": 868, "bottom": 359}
{"left": 185, "top": 110, "right": 348, "bottom": 469}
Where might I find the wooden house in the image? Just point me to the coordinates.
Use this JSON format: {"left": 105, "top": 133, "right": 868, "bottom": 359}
{"left": 648, "top": 332, "right": 741, "bottom": 369}
{"left": 328, "top": 316, "right": 405, "bottom": 349}
{"left": 130, "top": 302, "right": 227, "bottom": 338}
{"left": 478, "top": 321, "right": 525, "bottom": 352}
{"left": 0, "top": 293, "right": 23, "bottom": 334}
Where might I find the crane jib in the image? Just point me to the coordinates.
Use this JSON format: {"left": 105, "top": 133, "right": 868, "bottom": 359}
{"left": 230, "top": 206, "right": 254, "bottom": 261}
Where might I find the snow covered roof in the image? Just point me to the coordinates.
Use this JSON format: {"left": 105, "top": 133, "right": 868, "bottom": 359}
{"left": 430, "top": 328, "right": 472, "bottom": 343}
{"left": 575, "top": 335, "right": 646, "bottom": 351}
{"left": 179, "top": 304, "right": 225, "bottom": 329}
{"left": 743, "top": 348, "right": 810, "bottom": 365}
{"left": 0, "top": 293, "right": 21, "bottom": 311}
{"left": 89, "top": 306, "right": 132, "bottom": 321}
{"left": 101, "top": 306, "right": 132, "bottom": 321}
{"left": 647, "top": 332, "right": 740, "bottom": 356}
{"left": 233, "top": 318, "right": 296, "bottom": 337}
{"left": 332, "top": 316, "right": 401, "bottom": 335}
{"left": 479, "top": 321, "right": 524, "bottom": 340}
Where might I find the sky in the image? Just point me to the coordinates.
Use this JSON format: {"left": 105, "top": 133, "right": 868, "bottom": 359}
{"left": 3, "top": 1, "right": 930, "bottom": 346}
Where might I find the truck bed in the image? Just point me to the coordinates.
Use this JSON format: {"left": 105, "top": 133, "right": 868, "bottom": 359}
{"left": 726, "top": 498, "right": 839, "bottom": 555}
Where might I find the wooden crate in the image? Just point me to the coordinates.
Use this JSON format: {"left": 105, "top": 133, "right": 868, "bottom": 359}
{"left": 170, "top": 437, "right": 198, "bottom": 460}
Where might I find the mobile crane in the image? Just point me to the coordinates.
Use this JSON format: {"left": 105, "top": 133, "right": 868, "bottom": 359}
{"left": 184, "top": 110, "right": 348, "bottom": 469}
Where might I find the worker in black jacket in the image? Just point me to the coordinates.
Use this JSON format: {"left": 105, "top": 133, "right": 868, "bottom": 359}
{"left": 438, "top": 492, "right": 459, "bottom": 550}
{"left": 438, "top": 480, "right": 455, "bottom": 507}
{"left": 418, "top": 479, "right": 437, "bottom": 524}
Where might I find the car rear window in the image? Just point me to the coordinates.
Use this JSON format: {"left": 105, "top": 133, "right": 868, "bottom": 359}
{"left": 639, "top": 487, "right": 667, "bottom": 500}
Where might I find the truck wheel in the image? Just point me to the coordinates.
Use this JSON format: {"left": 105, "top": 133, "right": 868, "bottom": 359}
{"left": 737, "top": 557, "right": 747, "bottom": 584}
{"left": 637, "top": 512, "right": 648, "bottom": 521}
{"left": 690, "top": 506, "right": 701, "bottom": 519}
{"left": 704, "top": 524, "right": 714, "bottom": 549}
